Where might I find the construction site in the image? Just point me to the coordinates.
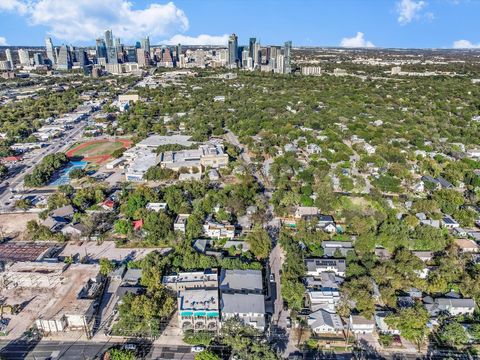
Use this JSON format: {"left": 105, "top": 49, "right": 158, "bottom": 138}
{"left": 0, "top": 261, "right": 103, "bottom": 339}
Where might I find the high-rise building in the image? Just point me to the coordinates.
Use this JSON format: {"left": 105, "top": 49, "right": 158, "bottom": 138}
{"left": 0, "top": 60, "right": 12, "bottom": 71}
{"left": 126, "top": 48, "right": 137, "bottom": 63}
{"left": 228, "top": 33, "right": 238, "bottom": 66}
{"left": 254, "top": 42, "right": 261, "bottom": 67}
{"left": 136, "top": 48, "right": 150, "bottom": 68}
{"left": 33, "top": 53, "right": 44, "bottom": 66}
{"left": 105, "top": 30, "right": 114, "bottom": 48}
{"left": 283, "top": 41, "right": 292, "bottom": 74}
{"left": 249, "top": 38, "right": 256, "bottom": 59}
{"left": 5, "top": 49, "right": 14, "bottom": 69}
{"left": 75, "top": 48, "right": 88, "bottom": 67}
{"left": 96, "top": 38, "right": 107, "bottom": 60}
{"left": 57, "top": 45, "right": 72, "bottom": 70}
{"left": 45, "top": 37, "right": 56, "bottom": 64}
{"left": 107, "top": 46, "right": 118, "bottom": 64}
{"left": 18, "top": 49, "right": 30, "bottom": 66}
{"left": 141, "top": 36, "right": 150, "bottom": 54}
{"left": 176, "top": 43, "right": 182, "bottom": 61}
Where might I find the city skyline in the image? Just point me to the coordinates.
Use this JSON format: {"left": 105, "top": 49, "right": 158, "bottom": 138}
{"left": 0, "top": 0, "right": 479, "bottom": 49}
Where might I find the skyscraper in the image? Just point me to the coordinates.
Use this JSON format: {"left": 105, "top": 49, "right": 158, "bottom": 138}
{"left": 45, "top": 37, "right": 56, "bottom": 64}
{"left": 107, "top": 46, "right": 118, "bottom": 64}
{"left": 136, "top": 48, "right": 150, "bottom": 68}
{"left": 5, "top": 49, "right": 14, "bottom": 69}
{"left": 104, "top": 30, "right": 114, "bottom": 48}
{"left": 249, "top": 38, "right": 256, "bottom": 59}
{"left": 33, "top": 53, "right": 44, "bottom": 66}
{"left": 57, "top": 45, "right": 72, "bottom": 70}
{"left": 75, "top": 48, "right": 88, "bottom": 67}
{"left": 96, "top": 38, "right": 107, "bottom": 61}
{"left": 283, "top": 41, "right": 292, "bottom": 74}
{"left": 18, "top": 49, "right": 30, "bottom": 66}
{"left": 228, "top": 33, "right": 238, "bottom": 66}
{"left": 141, "top": 36, "right": 150, "bottom": 54}
{"left": 254, "top": 41, "right": 261, "bottom": 67}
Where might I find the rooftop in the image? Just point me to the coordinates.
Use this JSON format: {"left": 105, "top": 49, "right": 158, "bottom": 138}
{"left": 219, "top": 269, "right": 263, "bottom": 293}
{"left": 137, "top": 135, "right": 194, "bottom": 148}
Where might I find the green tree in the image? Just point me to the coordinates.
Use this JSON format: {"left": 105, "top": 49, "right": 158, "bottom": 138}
{"left": 99, "top": 258, "right": 115, "bottom": 276}
{"left": 114, "top": 219, "right": 133, "bottom": 235}
{"left": 246, "top": 226, "right": 271, "bottom": 259}
{"left": 108, "top": 348, "right": 135, "bottom": 360}
{"left": 195, "top": 351, "right": 220, "bottom": 360}
{"left": 386, "top": 305, "right": 429, "bottom": 351}
{"left": 437, "top": 321, "right": 469, "bottom": 349}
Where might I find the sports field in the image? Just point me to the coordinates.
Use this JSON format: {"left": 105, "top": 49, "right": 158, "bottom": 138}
{"left": 66, "top": 139, "right": 132, "bottom": 164}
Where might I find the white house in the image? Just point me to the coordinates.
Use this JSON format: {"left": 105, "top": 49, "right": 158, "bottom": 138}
{"left": 308, "top": 309, "right": 344, "bottom": 335}
{"left": 349, "top": 315, "right": 375, "bottom": 334}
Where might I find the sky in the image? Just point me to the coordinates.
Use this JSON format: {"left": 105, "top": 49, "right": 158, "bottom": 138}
{"left": 0, "top": 0, "right": 479, "bottom": 49}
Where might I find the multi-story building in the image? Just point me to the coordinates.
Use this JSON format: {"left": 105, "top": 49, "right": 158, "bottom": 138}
{"left": 283, "top": 41, "right": 292, "bottom": 74}
{"left": 95, "top": 38, "right": 107, "bottom": 60}
{"left": 5, "top": 48, "right": 14, "bottom": 69}
{"left": 45, "top": 37, "right": 56, "bottom": 64}
{"left": 219, "top": 269, "right": 266, "bottom": 331}
{"left": 163, "top": 269, "right": 218, "bottom": 292}
{"left": 18, "top": 49, "right": 30, "bottom": 66}
{"left": 136, "top": 48, "right": 150, "bottom": 68}
{"left": 163, "top": 270, "right": 220, "bottom": 333}
{"left": 203, "top": 219, "right": 235, "bottom": 239}
{"left": 228, "top": 33, "right": 238, "bottom": 66}
{"left": 57, "top": 45, "right": 72, "bottom": 70}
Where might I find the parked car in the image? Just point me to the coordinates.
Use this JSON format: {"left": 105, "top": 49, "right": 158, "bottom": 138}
{"left": 191, "top": 346, "right": 205, "bottom": 353}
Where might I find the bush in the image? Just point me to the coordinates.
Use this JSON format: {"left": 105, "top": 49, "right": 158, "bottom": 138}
{"left": 183, "top": 330, "right": 214, "bottom": 346}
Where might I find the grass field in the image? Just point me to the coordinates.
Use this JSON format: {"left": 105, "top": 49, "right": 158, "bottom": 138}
{"left": 67, "top": 139, "right": 132, "bottom": 164}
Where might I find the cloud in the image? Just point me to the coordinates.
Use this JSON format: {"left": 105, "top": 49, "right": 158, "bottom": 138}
{"left": 340, "top": 32, "right": 375, "bottom": 48}
{"left": 396, "top": 0, "right": 428, "bottom": 24}
{"left": 0, "top": 36, "right": 7, "bottom": 46}
{"left": 0, "top": 0, "right": 190, "bottom": 42}
{"left": 161, "top": 34, "right": 229, "bottom": 46}
{"left": 0, "top": 0, "right": 28, "bottom": 14}
{"left": 453, "top": 39, "right": 480, "bottom": 49}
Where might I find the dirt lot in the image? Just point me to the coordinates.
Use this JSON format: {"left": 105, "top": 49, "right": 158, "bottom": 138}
{"left": 59, "top": 241, "right": 170, "bottom": 262}
{"left": 0, "top": 212, "right": 38, "bottom": 236}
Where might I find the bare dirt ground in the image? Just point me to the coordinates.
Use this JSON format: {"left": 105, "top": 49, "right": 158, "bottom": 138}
{"left": 59, "top": 241, "right": 170, "bottom": 262}
{"left": 0, "top": 213, "right": 38, "bottom": 236}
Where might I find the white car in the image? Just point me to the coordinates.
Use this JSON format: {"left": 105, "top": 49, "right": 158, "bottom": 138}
{"left": 123, "top": 344, "right": 137, "bottom": 351}
{"left": 191, "top": 346, "right": 205, "bottom": 353}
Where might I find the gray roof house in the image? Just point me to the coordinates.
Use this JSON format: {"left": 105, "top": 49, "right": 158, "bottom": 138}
{"left": 305, "top": 258, "right": 346, "bottom": 277}
{"left": 425, "top": 297, "right": 475, "bottom": 317}
{"left": 308, "top": 309, "right": 344, "bottom": 334}
{"left": 219, "top": 269, "right": 263, "bottom": 294}
{"left": 219, "top": 269, "right": 266, "bottom": 330}
{"left": 322, "top": 241, "right": 353, "bottom": 257}
{"left": 221, "top": 293, "right": 266, "bottom": 330}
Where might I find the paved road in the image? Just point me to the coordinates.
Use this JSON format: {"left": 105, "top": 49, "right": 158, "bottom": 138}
{"left": 0, "top": 120, "right": 86, "bottom": 211}
{"left": 0, "top": 340, "right": 196, "bottom": 360}
{"left": 0, "top": 339, "right": 114, "bottom": 360}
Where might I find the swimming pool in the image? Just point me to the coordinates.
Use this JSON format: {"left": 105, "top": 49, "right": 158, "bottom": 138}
{"left": 49, "top": 161, "right": 87, "bottom": 186}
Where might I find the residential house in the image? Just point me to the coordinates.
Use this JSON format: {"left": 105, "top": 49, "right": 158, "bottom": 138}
{"left": 174, "top": 214, "right": 190, "bottom": 233}
{"left": 442, "top": 215, "right": 460, "bottom": 229}
{"left": 305, "top": 258, "right": 346, "bottom": 277}
{"left": 203, "top": 219, "right": 235, "bottom": 239}
{"left": 163, "top": 270, "right": 218, "bottom": 292}
{"left": 306, "top": 284, "right": 341, "bottom": 312}
{"left": 308, "top": 309, "right": 344, "bottom": 335}
{"left": 122, "top": 268, "right": 143, "bottom": 286}
{"left": 349, "top": 315, "right": 375, "bottom": 334}
{"left": 455, "top": 238, "right": 479, "bottom": 253}
{"left": 375, "top": 311, "right": 400, "bottom": 335}
{"left": 146, "top": 202, "right": 167, "bottom": 212}
{"left": 424, "top": 296, "right": 475, "bottom": 317}
{"left": 219, "top": 270, "right": 266, "bottom": 331}
{"left": 322, "top": 241, "right": 353, "bottom": 257}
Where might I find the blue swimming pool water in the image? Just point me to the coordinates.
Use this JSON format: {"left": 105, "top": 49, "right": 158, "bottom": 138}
{"left": 49, "top": 161, "right": 87, "bottom": 186}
